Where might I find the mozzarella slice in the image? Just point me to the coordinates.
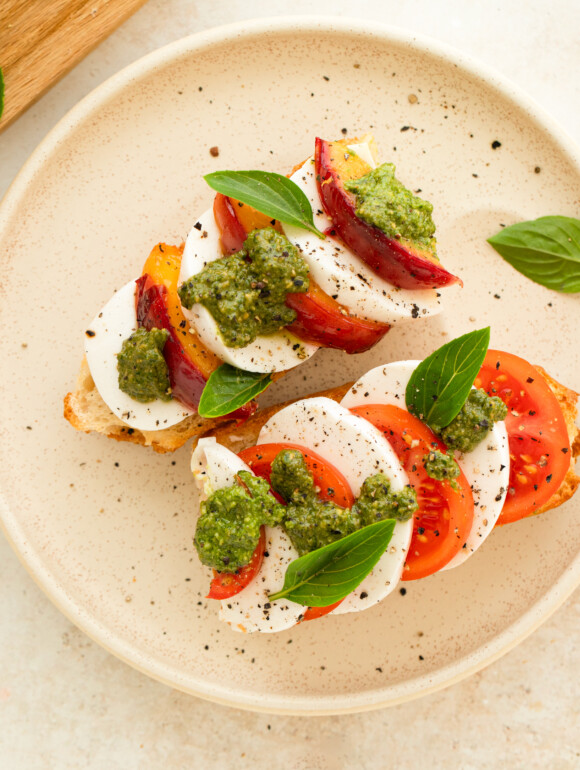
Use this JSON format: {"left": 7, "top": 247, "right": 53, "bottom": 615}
{"left": 192, "top": 438, "right": 304, "bottom": 633}
{"left": 84, "top": 280, "right": 194, "bottom": 431}
{"left": 257, "top": 397, "right": 413, "bottom": 615}
{"left": 282, "top": 153, "right": 443, "bottom": 325}
{"left": 340, "top": 361, "right": 510, "bottom": 569}
{"left": 179, "top": 209, "right": 318, "bottom": 373}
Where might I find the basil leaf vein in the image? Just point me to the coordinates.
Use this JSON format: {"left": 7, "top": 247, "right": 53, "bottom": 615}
{"left": 204, "top": 169, "right": 325, "bottom": 238}
{"left": 405, "top": 327, "right": 490, "bottom": 432}
{"left": 269, "top": 519, "right": 396, "bottom": 607}
{"left": 488, "top": 215, "right": 580, "bottom": 293}
{"left": 198, "top": 364, "right": 272, "bottom": 419}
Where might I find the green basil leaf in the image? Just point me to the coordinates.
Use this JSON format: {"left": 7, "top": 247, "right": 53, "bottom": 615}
{"left": 405, "top": 328, "right": 490, "bottom": 432}
{"left": 488, "top": 215, "right": 580, "bottom": 293}
{"left": 0, "top": 68, "right": 4, "bottom": 120}
{"left": 198, "top": 364, "right": 272, "bottom": 419}
{"left": 204, "top": 170, "right": 325, "bottom": 239}
{"left": 269, "top": 519, "right": 396, "bottom": 607}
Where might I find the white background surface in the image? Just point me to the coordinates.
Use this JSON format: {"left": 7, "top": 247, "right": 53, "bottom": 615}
{"left": 1, "top": 1, "right": 579, "bottom": 768}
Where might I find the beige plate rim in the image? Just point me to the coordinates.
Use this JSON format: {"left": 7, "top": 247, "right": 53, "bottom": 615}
{"left": 1, "top": 16, "right": 579, "bottom": 715}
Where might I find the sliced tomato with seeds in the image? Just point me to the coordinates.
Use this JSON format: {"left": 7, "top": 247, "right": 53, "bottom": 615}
{"left": 238, "top": 442, "right": 354, "bottom": 508}
{"left": 350, "top": 404, "right": 474, "bottom": 581}
{"left": 207, "top": 526, "right": 266, "bottom": 600}
{"left": 237, "top": 442, "right": 353, "bottom": 616}
{"left": 476, "top": 350, "right": 571, "bottom": 525}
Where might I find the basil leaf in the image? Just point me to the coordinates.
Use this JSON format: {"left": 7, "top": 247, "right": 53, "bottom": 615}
{"left": 0, "top": 68, "right": 4, "bottom": 120}
{"left": 204, "top": 170, "right": 325, "bottom": 239}
{"left": 269, "top": 519, "right": 396, "bottom": 607}
{"left": 488, "top": 216, "right": 580, "bottom": 293}
{"left": 405, "top": 327, "right": 490, "bottom": 432}
{"left": 198, "top": 364, "right": 272, "bottom": 419}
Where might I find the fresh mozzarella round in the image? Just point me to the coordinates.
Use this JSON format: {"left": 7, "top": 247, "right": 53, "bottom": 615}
{"left": 219, "top": 527, "right": 304, "bottom": 634}
{"left": 191, "top": 437, "right": 304, "bottom": 634}
{"left": 84, "top": 280, "right": 194, "bottom": 431}
{"left": 257, "top": 397, "right": 413, "bottom": 615}
{"left": 281, "top": 154, "right": 443, "bottom": 325}
{"left": 341, "top": 361, "right": 510, "bottom": 569}
{"left": 179, "top": 209, "right": 318, "bottom": 373}
{"left": 191, "top": 436, "right": 250, "bottom": 498}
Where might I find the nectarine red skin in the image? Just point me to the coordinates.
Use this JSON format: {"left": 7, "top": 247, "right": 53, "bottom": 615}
{"left": 314, "top": 137, "right": 460, "bottom": 290}
{"left": 213, "top": 191, "right": 390, "bottom": 354}
{"left": 136, "top": 274, "right": 256, "bottom": 421}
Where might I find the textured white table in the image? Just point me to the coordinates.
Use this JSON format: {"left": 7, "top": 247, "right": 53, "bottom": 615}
{"left": 1, "top": 1, "right": 579, "bottom": 768}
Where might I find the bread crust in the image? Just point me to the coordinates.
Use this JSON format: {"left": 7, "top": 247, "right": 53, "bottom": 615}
{"left": 532, "top": 366, "right": 580, "bottom": 515}
{"left": 64, "top": 358, "right": 227, "bottom": 453}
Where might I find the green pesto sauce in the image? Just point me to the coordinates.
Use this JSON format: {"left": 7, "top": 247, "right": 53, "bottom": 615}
{"left": 194, "top": 450, "right": 418, "bottom": 572}
{"left": 422, "top": 449, "right": 460, "bottom": 483}
{"left": 117, "top": 327, "right": 171, "bottom": 403}
{"left": 438, "top": 389, "right": 508, "bottom": 453}
{"left": 194, "top": 471, "right": 284, "bottom": 571}
{"left": 178, "top": 227, "right": 309, "bottom": 348}
{"left": 271, "top": 449, "right": 417, "bottom": 557}
{"left": 344, "top": 163, "right": 437, "bottom": 254}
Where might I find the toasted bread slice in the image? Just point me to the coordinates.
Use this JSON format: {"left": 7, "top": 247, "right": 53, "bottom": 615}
{"left": 199, "top": 366, "right": 580, "bottom": 516}
{"left": 64, "top": 358, "right": 226, "bottom": 453}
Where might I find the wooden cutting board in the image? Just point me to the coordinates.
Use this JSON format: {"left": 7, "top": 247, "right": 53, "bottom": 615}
{"left": 0, "top": 0, "right": 149, "bottom": 133}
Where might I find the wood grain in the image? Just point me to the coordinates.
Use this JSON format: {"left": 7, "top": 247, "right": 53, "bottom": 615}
{"left": 0, "top": 0, "right": 149, "bottom": 133}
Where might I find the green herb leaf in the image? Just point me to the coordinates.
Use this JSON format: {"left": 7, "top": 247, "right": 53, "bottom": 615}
{"left": 0, "top": 68, "right": 4, "bottom": 120}
{"left": 198, "top": 364, "right": 272, "bottom": 419}
{"left": 204, "top": 170, "right": 325, "bottom": 238}
{"left": 405, "top": 328, "right": 490, "bottom": 432}
{"left": 269, "top": 519, "right": 396, "bottom": 607}
{"left": 488, "top": 216, "right": 580, "bottom": 293}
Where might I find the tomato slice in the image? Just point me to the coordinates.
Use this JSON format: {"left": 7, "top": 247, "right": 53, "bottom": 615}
{"left": 207, "top": 526, "right": 266, "bottom": 600}
{"left": 238, "top": 442, "right": 354, "bottom": 615}
{"left": 350, "top": 404, "right": 474, "bottom": 581}
{"left": 476, "top": 350, "right": 571, "bottom": 525}
{"left": 238, "top": 442, "right": 355, "bottom": 508}
{"left": 301, "top": 600, "right": 343, "bottom": 622}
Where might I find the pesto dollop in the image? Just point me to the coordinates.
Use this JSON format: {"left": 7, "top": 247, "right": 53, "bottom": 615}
{"left": 271, "top": 449, "right": 417, "bottom": 556}
{"left": 437, "top": 389, "right": 508, "bottom": 453}
{"left": 178, "top": 227, "right": 309, "bottom": 348}
{"left": 194, "top": 471, "right": 284, "bottom": 571}
{"left": 117, "top": 327, "right": 171, "bottom": 403}
{"left": 344, "top": 163, "right": 437, "bottom": 254}
{"left": 194, "top": 449, "right": 418, "bottom": 572}
{"left": 422, "top": 449, "right": 460, "bottom": 483}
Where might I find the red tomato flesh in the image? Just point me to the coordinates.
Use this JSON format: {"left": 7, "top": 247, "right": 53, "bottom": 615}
{"left": 236, "top": 442, "right": 353, "bottom": 615}
{"left": 207, "top": 526, "right": 266, "bottom": 600}
{"left": 238, "top": 443, "right": 355, "bottom": 508}
{"left": 350, "top": 404, "right": 474, "bottom": 581}
{"left": 476, "top": 350, "right": 571, "bottom": 525}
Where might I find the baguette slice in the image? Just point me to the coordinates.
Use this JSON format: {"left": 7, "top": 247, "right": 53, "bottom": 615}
{"left": 200, "top": 367, "right": 580, "bottom": 516}
{"left": 64, "top": 358, "right": 226, "bottom": 453}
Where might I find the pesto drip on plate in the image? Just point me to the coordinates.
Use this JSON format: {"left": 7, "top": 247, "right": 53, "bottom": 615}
{"left": 179, "top": 227, "right": 309, "bottom": 348}
{"left": 437, "top": 389, "right": 508, "bottom": 453}
{"left": 194, "top": 448, "right": 417, "bottom": 572}
{"left": 345, "top": 163, "right": 437, "bottom": 255}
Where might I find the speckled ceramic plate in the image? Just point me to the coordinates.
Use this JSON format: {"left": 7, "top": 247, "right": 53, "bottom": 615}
{"left": 0, "top": 18, "right": 579, "bottom": 714}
